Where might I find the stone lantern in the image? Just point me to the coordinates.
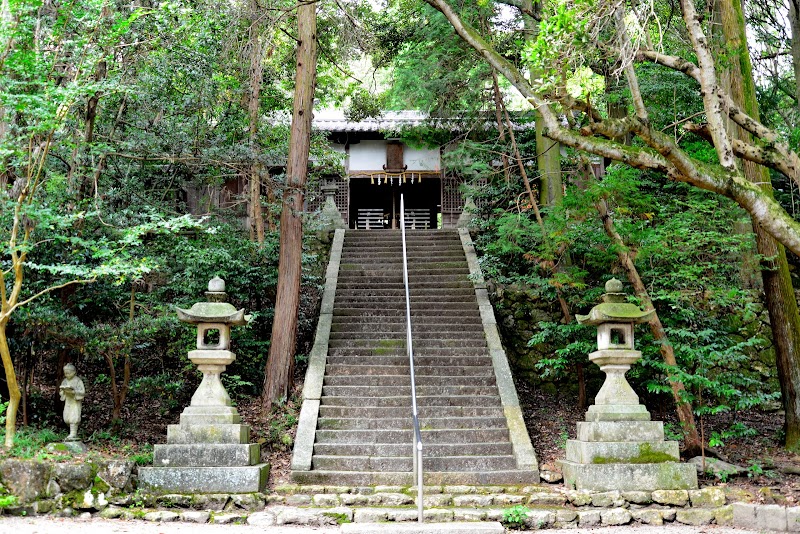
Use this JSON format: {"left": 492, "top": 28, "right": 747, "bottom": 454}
{"left": 176, "top": 276, "right": 247, "bottom": 412}
{"left": 139, "top": 277, "right": 269, "bottom": 493}
{"left": 577, "top": 277, "right": 654, "bottom": 422}
{"left": 559, "top": 278, "right": 697, "bottom": 491}
{"left": 319, "top": 179, "right": 346, "bottom": 231}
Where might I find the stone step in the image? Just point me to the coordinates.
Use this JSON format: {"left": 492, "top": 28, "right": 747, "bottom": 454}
{"left": 312, "top": 456, "right": 412, "bottom": 471}
{"left": 343, "top": 236, "right": 461, "bottom": 243}
{"left": 320, "top": 395, "right": 502, "bottom": 408}
{"left": 312, "top": 441, "right": 513, "bottom": 457}
{"left": 317, "top": 406, "right": 504, "bottom": 419}
{"left": 337, "top": 273, "right": 468, "bottom": 282}
{"left": 334, "top": 288, "right": 477, "bottom": 298}
{"left": 330, "top": 323, "right": 484, "bottom": 334}
{"left": 326, "top": 347, "right": 489, "bottom": 357}
{"left": 323, "top": 376, "right": 496, "bottom": 387}
{"left": 314, "top": 428, "right": 511, "bottom": 444}
{"left": 317, "top": 416, "right": 508, "bottom": 431}
{"left": 331, "top": 315, "right": 484, "bottom": 326}
{"left": 326, "top": 339, "right": 487, "bottom": 350}
{"left": 325, "top": 355, "right": 492, "bottom": 367}
{"left": 324, "top": 365, "right": 493, "bottom": 377}
{"left": 311, "top": 455, "right": 517, "bottom": 472}
{"left": 341, "top": 248, "right": 464, "bottom": 255}
{"left": 343, "top": 245, "right": 464, "bottom": 251}
{"left": 331, "top": 312, "right": 482, "bottom": 322}
{"left": 333, "top": 308, "right": 478, "bottom": 317}
{"left": 334, "top": 295, "right": 477, "bottom": 304}
{"left": 291, "top": 469, "right": 540, "bottom": 485}
{"left": 336, "top": 281, "right": 474, "bottom": 290}
{"left": 328, "top": 330, "right": 485, "bottom": 341}
{"left": 342, "top": 247, "right": 464, "bottom": 256}
{"left": 339, "top": 260, "right": 468, "bottom": 267}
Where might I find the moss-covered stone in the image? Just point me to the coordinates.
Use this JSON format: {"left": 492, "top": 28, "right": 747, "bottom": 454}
{"left": 592, "top": 443, "right": 677, "bottom": 465}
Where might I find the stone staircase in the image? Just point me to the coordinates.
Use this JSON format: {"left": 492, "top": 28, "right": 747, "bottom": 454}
{"left": 292, "top": 229, "right": 538, "bottom": 485}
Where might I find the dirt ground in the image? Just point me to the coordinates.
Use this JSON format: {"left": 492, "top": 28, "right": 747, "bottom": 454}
{"left": 0, "top": 517, "right": 761, "bottom": 533}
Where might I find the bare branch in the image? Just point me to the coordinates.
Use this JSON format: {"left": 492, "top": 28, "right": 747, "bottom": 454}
{"left": 8, "top": 278, "right": 96, "bottom": 316}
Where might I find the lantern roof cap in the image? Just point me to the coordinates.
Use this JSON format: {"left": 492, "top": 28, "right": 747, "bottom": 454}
{"left": 176, "top": 278, "right": 250, "bottom": 325}
{"left": 576, "top": 278, "right": 654, "bottom": 325}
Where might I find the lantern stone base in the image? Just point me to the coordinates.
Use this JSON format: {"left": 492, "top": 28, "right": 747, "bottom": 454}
{"left": 152, "top": 443, "right": 260, "bottom": 467}
{"left": 140, "top": 350, "right": 267, "bottom": 493}
{"left": 559, "top": 459, "right": 697, "bottom": 492}
{"left": 559, "top": 418, "right": 698, "bottom": 492}
{"left": 138, "top": 464, "right": 269, "bottom": 493}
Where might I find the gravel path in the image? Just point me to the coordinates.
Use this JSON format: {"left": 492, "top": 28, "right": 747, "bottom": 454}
{"left": 0, "top": 517, "right": 761, "bottom": 534}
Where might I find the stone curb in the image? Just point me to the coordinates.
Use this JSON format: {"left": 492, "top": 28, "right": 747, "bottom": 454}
{"left": 291, "top": 228, "right": 345, "bottom": 472}
{"left": 457, "top": 229, "right": 539, "bottom": 476}
{"left": 733, "top": 501, "right": 800, "bottom": 532}
{"left": 4, "top": 485, "right": 784, "bottom": 530}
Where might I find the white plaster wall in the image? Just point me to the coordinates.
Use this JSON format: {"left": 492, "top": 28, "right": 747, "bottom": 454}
{"left": 346, "top": 141, "right": 441, "bottom": 172}
{"left": 404, "top": 146, "right": 440, "bottom": 171}
{"left": 348, "top": 141, "right": 386, "bottom": 171}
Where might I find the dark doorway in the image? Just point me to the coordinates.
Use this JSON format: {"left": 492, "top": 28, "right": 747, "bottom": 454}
{"left": 349, "top": 177, "right": 441, "bottom": 229}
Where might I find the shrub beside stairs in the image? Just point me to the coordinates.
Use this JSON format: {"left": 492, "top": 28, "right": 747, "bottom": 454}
{"left": 291, "top": 228, "right": 538, "bottom": 486}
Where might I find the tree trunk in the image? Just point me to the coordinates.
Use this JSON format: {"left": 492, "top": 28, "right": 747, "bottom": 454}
{"left": 261, "top": 1, "right": 317, "bottom": 407}
{"left": 789, "top": 0, "right": 800, "bottom": 110}
{"left": 246, "top": 0, "right": 265, "bottom": 244}
{"left": 522, "top": 0, "right": 562, "bottom": 206}
{"left": 719, "top": 0, "right": 800, "bottom": 448}
{"left": 0, "top": 322, "right": 20, "bottom": 448}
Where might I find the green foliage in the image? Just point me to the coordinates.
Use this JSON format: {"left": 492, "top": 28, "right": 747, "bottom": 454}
{"left": 502, "top": 505, "right": 530, "bottom": 530}
{"left": 1, "top": 427, "right": 61, "bottom": 459}
{"left": 130, "top": 444, "right": 154, "bottom": 466}
{"left": 263, "top": 398, "right": 300, "bottom": 451}
{"left": 708, "top": 423, "right": 758, "bottom": 448}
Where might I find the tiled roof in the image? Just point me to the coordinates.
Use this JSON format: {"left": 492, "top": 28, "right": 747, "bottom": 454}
{"left": 312, "top": 110, "right": 436, "bottom": 132}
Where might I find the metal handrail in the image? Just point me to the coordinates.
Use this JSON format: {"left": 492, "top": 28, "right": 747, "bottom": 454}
{"left": 400, "top": 194, "right": 424, "bottom": 523}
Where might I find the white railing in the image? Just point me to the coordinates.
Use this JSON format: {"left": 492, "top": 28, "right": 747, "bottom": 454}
{"left": 400, "top": 194, "right": 424, "bottom": 522}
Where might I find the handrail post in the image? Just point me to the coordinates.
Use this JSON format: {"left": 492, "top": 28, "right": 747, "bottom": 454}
{"left": 400, "top": 194, "right": 424, "bottom": 523}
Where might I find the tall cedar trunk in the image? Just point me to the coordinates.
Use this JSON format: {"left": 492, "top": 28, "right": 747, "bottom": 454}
{"left": 602, "top": 75, "right": 702, "bottom": 454}
{"left": 719, "top": 0, "right": 800, "bottom": 448}
{"left": 790, "top": 0, "right": 800, "bottom": 110}
{"left": 247, "top": 0, "right": 265, "bottom": 244}
{"left": 261, "top": 2, "right": 317, "bottom": 407}
{"left": 522, "top": 0, "right": 562, "bottom": 206}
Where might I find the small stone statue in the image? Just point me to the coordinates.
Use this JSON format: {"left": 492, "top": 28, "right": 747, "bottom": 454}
{"left": 59, "top": 363, "right": 85, "bottom": 441}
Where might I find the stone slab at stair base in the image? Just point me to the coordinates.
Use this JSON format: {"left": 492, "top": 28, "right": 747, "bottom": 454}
{"left": 153, "top": 443, "right": 260, "bottom": 467}
{"left": 341, "top": 521, "right": 505, "bottom": 534}
{"left": 139, "top": 464, "right": 269, "bottom": 493}
{"left": 559, "top": 460, "right": 698, "bottom": 492}
{"left": 565, "top": 440, "right": 679, "bottom": 464}
{"left": 138, "top": 464, "right": 269, "bottom": 493}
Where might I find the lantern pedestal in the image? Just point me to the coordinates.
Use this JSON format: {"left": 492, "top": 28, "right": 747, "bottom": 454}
{"left": 139, "top": 279, "right": 268, "bottom": 493}
{"left": 560, "top": 279, "right": 697, "bottom": 492}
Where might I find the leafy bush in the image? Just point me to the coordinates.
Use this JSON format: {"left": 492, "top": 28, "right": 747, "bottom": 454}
{"left": 502, "top": 505, "right": 530, "bottom": 530}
